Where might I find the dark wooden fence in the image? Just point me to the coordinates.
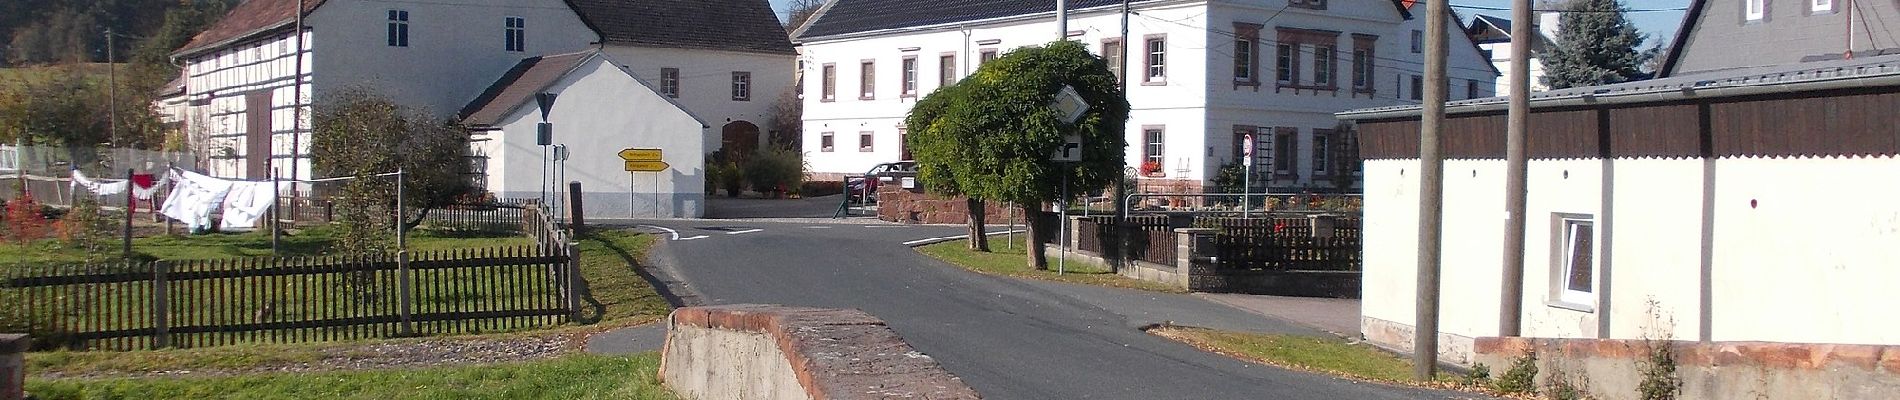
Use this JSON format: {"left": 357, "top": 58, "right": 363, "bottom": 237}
{"left": 1, "top": 245, "right": 577, "bottom": 351}
{"left": 275, "top": 192, "right": 531, "bottom": 232}
{"left": 1076, "top": 216, "right": 1177, "bottom": 265}
{"left": 1213, "top": 218, "right": 1361, "bottom": 272}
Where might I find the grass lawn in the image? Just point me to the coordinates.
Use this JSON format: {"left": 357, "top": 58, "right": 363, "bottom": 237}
{"left": 917, "top": 235, "right": 1185, "bottom": 293}
{"left": 573, "top": 229, "right": 670, "bottom": 325}
{"left": 1150, "top": 326, "right": 1453, "bottom": 384}
{"left": 25, "top": 353, "right": 677, "bottom": 400}
{"left": 0, "top": 225, "right": 532, "bottom": 265}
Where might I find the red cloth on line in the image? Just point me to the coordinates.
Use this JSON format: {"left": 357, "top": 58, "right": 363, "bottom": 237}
{"left": 132, "top": 173, "right": 156, "bottom": 189}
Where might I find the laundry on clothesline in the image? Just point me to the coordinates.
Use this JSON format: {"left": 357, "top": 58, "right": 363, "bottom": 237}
{"left": 158, "top": 168, "right": 295, "bottom": 231}
{"left": 220, "top": 180, "right": 293, "bottom": 229}
{"left": 70, "top": 170, "right": 130, "bottom": 197}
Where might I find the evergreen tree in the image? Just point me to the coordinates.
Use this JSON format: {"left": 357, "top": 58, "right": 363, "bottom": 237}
{"left": 1541, "top": 0, "right": 1649, "bottom": 89}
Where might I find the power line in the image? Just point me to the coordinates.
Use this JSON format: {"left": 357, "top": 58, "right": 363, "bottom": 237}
{"left": 1132, "top": 11, "right": 1503, "bottom": 76}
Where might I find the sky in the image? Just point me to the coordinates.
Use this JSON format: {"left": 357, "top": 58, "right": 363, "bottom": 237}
{"left": 767, "top": 0, "right": 1694, "bottom": 48}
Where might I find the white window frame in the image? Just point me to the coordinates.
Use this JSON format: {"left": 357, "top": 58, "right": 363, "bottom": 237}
{"left": 820, "top": 132, "right": 835, "bottom": 152}
{"left": 1313, "top": 45, "right": 1335, "bottom": 86}
{"left": 1747, "top": 0, "right": 1767, "bottom": 20}
{"left": 1811, "top": 0, "right": 1832, "bottom": 12}
{"left": 859, "top": 131, "right": 875, "bottom": 152}
{"left": 1312, "top": 132, "right": 1329, "bottom": 174}
{"left": 901, "top": 56, "right": 919, "bottom": 96}
{"left": 731, "top": 71, "right": 751, "bottom": 101}
{"left": 1551, "top": 214, "right": 1598, "bottom": 311}
{"left": 387, "top": 10, "right": 410, "bottom": 47}
{"left": 1145, "top": 36, "right": 1167, "bottom": 82}
{"left": 660, "top": 68, "right": 680, "bottom": 98}
{"left": 1234, "top": 37, "right": 1254, "bottom": 82}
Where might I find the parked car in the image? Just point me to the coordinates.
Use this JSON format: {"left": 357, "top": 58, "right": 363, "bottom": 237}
{"left": 847, "top": 161, "right": 916, "bottom": 202}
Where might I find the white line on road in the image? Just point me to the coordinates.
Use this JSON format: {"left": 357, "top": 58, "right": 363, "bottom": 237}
{"left": 678, "top": 235, "right": 709, "bottom": 241}
{"left": 641, "top": 225, "right": 681, "bottom": 240}
{"left": 901, "top": 230, "right": 1026, "bottom": 246}
{"left": 725, "top": 229, "right": 764, "bottom": 235}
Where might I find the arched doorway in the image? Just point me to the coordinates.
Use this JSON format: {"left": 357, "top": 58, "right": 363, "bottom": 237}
{"left": 721, "top": 121, "right": 761, "bottom": 161}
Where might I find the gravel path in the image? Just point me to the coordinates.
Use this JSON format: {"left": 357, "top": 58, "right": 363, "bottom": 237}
{"left": 37, "top": 334, "right": 578, "bottom": 380}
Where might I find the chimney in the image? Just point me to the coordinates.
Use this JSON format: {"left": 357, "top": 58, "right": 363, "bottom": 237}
{"left": 1537, "top": 11, "right": 1561, "bottom": 41}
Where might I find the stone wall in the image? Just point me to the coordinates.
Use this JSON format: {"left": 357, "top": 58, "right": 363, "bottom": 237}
{"left": 660, "top": 305, "right": 980, "bottom": 400}
{"left": 1473, "top": 336, "right": 1900, "bottom": 400}
{"left": 1, "top": 334, "right": 26, "bottom": 400}
{"left": 875, "top": 185, "right": 1019, "bottom": 225}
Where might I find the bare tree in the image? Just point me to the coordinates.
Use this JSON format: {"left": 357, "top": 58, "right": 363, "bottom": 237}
{"left": 785, "top": 0, "right": 825, "bottom": 33}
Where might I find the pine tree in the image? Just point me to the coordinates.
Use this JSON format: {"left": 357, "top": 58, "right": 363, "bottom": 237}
{"left": 1541, "top": 0, "right": 1649, "bottom": 89}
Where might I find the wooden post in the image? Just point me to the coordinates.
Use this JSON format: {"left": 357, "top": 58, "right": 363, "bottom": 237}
{"left": 123, "top": 169, "right": 134, "bottom": 259}
{"left": 1415, "top": 0, "right": 1451, "bottom": 380}
{"left": 566, "top": 243, "right": 582, "bottom": 322}
{"left": 397, "top": 251, "right": 413, "bottom": 335}
{"left": 151, "top": 261, "right": 170, "bottom": 349}
{"left": 0, "top": 334, "right": 26, "bottom": 400}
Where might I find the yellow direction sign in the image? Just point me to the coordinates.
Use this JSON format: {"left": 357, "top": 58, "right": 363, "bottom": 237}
{"left": 625, "top": 160, "right": 670, "bottom": 172}
{"left": 619, "top": 148, "right": 662, "bottom": 161}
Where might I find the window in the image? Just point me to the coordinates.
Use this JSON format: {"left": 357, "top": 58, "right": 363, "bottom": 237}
{"left": 1102, "top": 39, "right": 1124, "bottom": 83}
{"left": 731, "top": 72, "right": 751, "bottom": 101}
{"left": 1144, "top": 35, "right": 1167, "bottom": 83}
{"left": 1313, "top": 45, "right": 1335, "bottom": 87}
{"left": 1467, "top": 79, "right": 1481, "bottom": 99}
{"left": 1410, "top": 29, "right": 1422, "bottom": 53}
{"left": 1143, "top": 127, "right": 1165, "bottom": 175}
{"left": 387, "top": 10, "right": 410, "bottom": 47}
{"left": 1552, "top": 215, "right": 1597, "bottom": 309}
{"left": 822, "top": 64, "right": 837, "bottom": 101}
{"left": 1273, "top": 128, "right": 1295, "bottom": 174}
{"left": 504, "top": 17, "right": 525, "bottom": 52}
{"left": 859, "top": 61, "right": 876, "bottom": 100}
{"left": 660, "top": 68, "right": 680, "bottom": 98}
{"left": 859, "top": 131, "right": 875, "bottom": 152}
{"left": 1276, "top": 44, "right": 1297, "bottom": 84}
{"left": 1312, "top": 130, "right": 1331, "bottom": 175}
{"left": 796, "top": 61, "right": 805, "bottom": 99}
{"left": 820, "top": 132, "right": 835, "bottom": 152}
{"left": 939, "top": 54, "right": 957, "bottom": 87}
{"left": 1410, "top": 75, "right": 1423, "bottom": 101}
{"left": 901, "top": 56, "right": 918, "bottom": 96}
{"left": 979, "top": 49, "right": 998, "bottom": 66}
{"left": 899, "top": 128, "right": 912, "bottom": 160}
{"left": 1289, "top": 0, "right": 1328, "bottom": 9}
{"left": 1234, "top": 24, "right": 1260, "bottom": 85}
{"left": 1746, "top": 0, "right": 1766, "bottom": 20}
{"left": 1352, "top": 48, "right": 1373, "bottom": 91}
{"left": 1813, "top": 0, "right": 1833, "bottom": 12}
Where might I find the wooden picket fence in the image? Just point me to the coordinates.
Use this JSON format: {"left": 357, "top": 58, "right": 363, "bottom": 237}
{"left": 1, "top": 245, "right": 578, "bottom": 351}
{"left": 1213, "top": 219, "right": 1362, "bottom": 272}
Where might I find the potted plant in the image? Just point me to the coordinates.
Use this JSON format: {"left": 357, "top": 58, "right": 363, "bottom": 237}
{"left": 1140, "top": 160, "right": 1163, "bottom": 176}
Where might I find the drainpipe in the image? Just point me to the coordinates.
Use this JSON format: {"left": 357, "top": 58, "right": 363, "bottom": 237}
{"left": 1846, "top": 0, "right": 1856, "bottom": 59}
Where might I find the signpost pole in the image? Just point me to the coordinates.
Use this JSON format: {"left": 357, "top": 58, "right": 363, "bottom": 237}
{"left": 1243, "top": 134, "right": 1253, "bottom": 219}
{"left": 1059, "top": 171, "right": 1068, "bottom": 275}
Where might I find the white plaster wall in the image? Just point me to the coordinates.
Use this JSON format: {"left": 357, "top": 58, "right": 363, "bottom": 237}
{"left": 1479, "top": 41, "right": 1547, "bottom": 96}
{"left": 1359, "top": 158, "right": 1422, "bottom": 330}
{"left": 601, "top": 46, "right": 794, "bottom": 154}
{"left": 490, "top": 57, "right": 707, "bottom": 218}
{"left": 1709, "top": 156, "right": 1900, "bottom": 345}
{"left": 182, "top": 30, "right": 311, "bottom": 179}
{"left": 306, "top": 0, "right": 599, "bottom": 116}
{"left": 1600, "top": 158, "right": 1702, "bottom": 340}
{"left": 798, "top": 1, "right": 1212, "bottom": 175}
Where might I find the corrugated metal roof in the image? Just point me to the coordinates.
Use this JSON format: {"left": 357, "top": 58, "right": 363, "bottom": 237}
{"left": 1339, "top": 53, "right": 1900, "bottom": 119}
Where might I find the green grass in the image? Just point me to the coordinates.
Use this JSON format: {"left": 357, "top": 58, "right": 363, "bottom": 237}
{"left": 0, "top": 64, "right": 115, "bottom": 88}
{"left": 917, "top": 235, "right": 1186, "bottom": 293}
{"left": 0, "top": 225, "right": 532, "bottom": 265}
{"left": 25, "top": 353, "right": 678, "bottom": 400}
{"left": 573, "top": 229, "right": 670, "bottom": 324}
{"left": 1151, "top": 326, "right": 1451, "bottom": 384}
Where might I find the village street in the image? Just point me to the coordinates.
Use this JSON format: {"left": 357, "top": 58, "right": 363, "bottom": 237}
{"left": 615, "top": 217, "right": 1487, "bottom": 400}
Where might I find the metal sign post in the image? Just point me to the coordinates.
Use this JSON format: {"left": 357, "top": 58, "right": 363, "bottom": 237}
{"left": 620, "top": 148, "right": 667, "bottom": 218}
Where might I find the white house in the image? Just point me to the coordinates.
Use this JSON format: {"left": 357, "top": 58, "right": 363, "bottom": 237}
{"left": 1466, "top": 14, "right": 1551, "bottom": 95}
{"left": 169, "top": 0, "right": 792, "bottom": 200}
{"left": 460, "top": 51, "right": 709, "bottom": 218}
{"left": 792, "top": 0, "right": 1497, "bottom": 193}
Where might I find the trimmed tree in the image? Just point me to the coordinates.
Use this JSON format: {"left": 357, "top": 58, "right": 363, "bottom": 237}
{"left": 311, "top": 87, "right": 472, "bottom": 249}
{"left": 1542, "top": 0, "right": 1650, "bottom": 89}
{"left": 906, "top": 41, "right": 1130, "bottom": 269}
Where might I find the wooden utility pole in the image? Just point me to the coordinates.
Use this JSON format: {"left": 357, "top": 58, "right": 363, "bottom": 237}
{"left": 1414, "top": 0, "right": 1450, "bottom": 381}
{"left": 1500, "top": 0, "right": 1533, "bottom": 338}
{"left": 1056, "top": 0, "right": 1068, "bottom": 40}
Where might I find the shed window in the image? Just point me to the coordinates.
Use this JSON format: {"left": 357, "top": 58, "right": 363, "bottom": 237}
{"left": 1552, "top": 215, "right": 1597, "bottom": 310}
{"left": 387, "top": 10, "right": 410, "bottom": 47}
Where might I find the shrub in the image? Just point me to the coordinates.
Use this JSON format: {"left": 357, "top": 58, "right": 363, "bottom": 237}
{"left": 1459, "top": 363, "right": 1493, "bottom": 387}
{"left": 56, "top": 195, "right": 120, "bottom": 257}
{"left": 743, "top": 144, "right": 805, "bottom": 195}
{"left": 5, "top": 192, "right": 50, "bottom": 244}
{"left": 1637, "top": 340, "right": 1682, "bottom": 400}
{"left": 800, "top": 180, "right": 844, "bottom": 197}
{"left": 1493, "top": 352, "right": 1539, "bottom": 394}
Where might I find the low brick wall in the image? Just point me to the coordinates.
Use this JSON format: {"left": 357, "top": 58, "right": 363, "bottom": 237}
{"left": 1474, "top": 336, "right": 1900, "bottom": 400}
{"left": 660, "top": 305, "right": 980, "bottom": 400}
{"left": 875, "top": 186, "right": 1017, "bottom": 225}
{"left": 1, "top": 334, "right": 26, "bottom": 400}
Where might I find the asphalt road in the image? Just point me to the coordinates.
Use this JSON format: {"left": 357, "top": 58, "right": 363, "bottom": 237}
{"left": 624, "top": 219, "right": 1482, "bottom": 400}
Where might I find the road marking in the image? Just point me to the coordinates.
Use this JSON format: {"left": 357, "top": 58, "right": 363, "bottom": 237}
{"left": 725, "top": 229, "right": 763, "bottom": 235}
{"left": 641, "top": 225, "right": 682, "bottom": 240}
{"left": 678, "top": 235, "right": 709, "bottom": 241}
{"left": 861, "top": 225, "right": 909, "bottom": 228}
{"left": 901, "top": 230, "right": 1026, "bottom": 246}
{"left": 806, "top": 226, "right": 833, "bottom": 229}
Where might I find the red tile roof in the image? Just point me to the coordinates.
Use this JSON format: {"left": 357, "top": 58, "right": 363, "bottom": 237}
{"left": 174, "top": 0, "right": 324, "bottom": 58}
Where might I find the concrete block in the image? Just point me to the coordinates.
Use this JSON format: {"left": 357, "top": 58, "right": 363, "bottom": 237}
{"left": 1, "top": 334, "right": 26, "bottom": 400}
{"left": 661, "top": 305, "right": 979, "bottom": 400}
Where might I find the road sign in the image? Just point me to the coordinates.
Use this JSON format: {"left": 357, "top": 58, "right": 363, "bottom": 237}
{"left": 1051, "top": 85, "right": 1091, "bottom": 124}
{"left": 619, "top": 148, "right": 662, "bottom": 161}
{"left": 624, "top": 160, "right": 670, "bottom": 172}
{"left": 1050, "top": 134, "right": 1083, "bottom": 162}
{"left": 1242, "top": 134, "right": 1254, "bottom": 167}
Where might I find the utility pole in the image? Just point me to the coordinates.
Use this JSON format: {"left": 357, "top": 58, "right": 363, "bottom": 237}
{"left": 291, "top": 0, "right": 305, "bottom": 182}
{"left": 106, "top": 29, "right": 118, "bottom": 150}
{"left": 1114, "top": 0, "right": 1130, "bottom": 224}
{"left": 1415, "top": 0, "right": 1450, "bottom": 381}
{"left": 1499, "top": 0, "right": 1532, "bottom": 338}
{"left": 1056, "top": 0, "right": 1069, "bottom": 41}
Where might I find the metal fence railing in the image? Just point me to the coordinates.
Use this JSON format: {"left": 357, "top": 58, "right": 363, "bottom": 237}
{"left": 1124, "top": 193, "right": 1363, "bottom": 215}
